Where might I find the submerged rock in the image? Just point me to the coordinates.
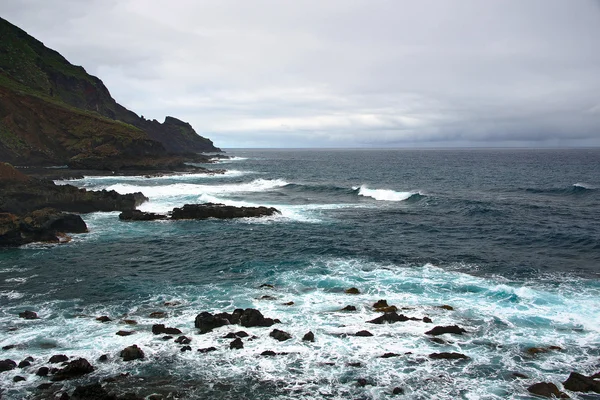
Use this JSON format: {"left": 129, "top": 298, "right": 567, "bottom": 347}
{"left": 345, "top": 287, "right": 360, "bottom": 294}
{"left": 174, "top": 336, "right": 192, "bottom": 344}
{"left": 149, "top": 311, "right": 168, "bottom": 318}
{"left": 425, "top": 325, "right": 467, "bottom": 336}
{"left": 355, "top": 330, "right": 374, "bottom": 337}
{"left": 341, "top": 305, "right": 357, "bottom": 311}
{"left": 197, "top": 347, "right": 217, "bottom": 353}
{"left": 13, "top": 375, "right": 26, "bottom": 382}
{"left": 115, "top": 330, "right": 135, "bottom": 336}
{"left": 96, "top": 316, "right": 112, "bottom": 323}
{"left": 527, "top": 382, "right": 570, "bottom": 398}
{"left": 171, "top": 203, "right": 279, "bottom": 220}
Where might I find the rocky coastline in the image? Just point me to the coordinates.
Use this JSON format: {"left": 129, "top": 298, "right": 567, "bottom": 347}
{"left": 1, "top": 293, "right": 597, "bottom": 399}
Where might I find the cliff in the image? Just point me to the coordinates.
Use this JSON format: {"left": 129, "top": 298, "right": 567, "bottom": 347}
{"left": 0, "top": 17, "right": 220, "bottom": 167}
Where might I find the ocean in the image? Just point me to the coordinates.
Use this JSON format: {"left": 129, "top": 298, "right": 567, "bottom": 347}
{"left": 1, "top": 148, "right": 599, "bottom": 399}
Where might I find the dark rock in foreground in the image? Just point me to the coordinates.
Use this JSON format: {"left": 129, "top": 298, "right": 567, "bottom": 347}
{"left": 425, "top": 325, "right": 467, "bottom": 336}
{"left": 70, "top": 382, "right": 116, "bottom": 400}
{"left": 51, "top": 358, "right": 94, "bottom": 381}
{"left": 120, "top": 345, "right": 144, "bottom": 361}
{"left": 527, "top": 382, "right": 570, "bottom": 398}
{"left": 563, "top": 372, "right": 600, "bottom": 393}
{"left": 171, "top": 203, "right": 279, "bottom": 220}
{"left": 230, "top": 338, "right": 244, "bottom": 349}
{"left": 0, "top": 359, "right": 17, "bottom": 372}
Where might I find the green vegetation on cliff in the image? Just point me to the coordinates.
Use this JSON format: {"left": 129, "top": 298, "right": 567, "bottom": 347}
{"left": 0, "top": 17, "right": 220, "bottom": 166}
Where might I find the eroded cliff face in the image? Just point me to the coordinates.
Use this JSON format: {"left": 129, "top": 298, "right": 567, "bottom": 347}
{"left": 0, "top": 16, "right": 220, "bottom": 166}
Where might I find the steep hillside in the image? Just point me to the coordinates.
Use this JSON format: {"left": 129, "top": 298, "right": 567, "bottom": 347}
{"left": 0, "top": 17, "right": 220, "bottom": 166}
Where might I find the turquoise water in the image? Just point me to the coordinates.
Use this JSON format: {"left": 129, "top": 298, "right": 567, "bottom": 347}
{"left": 1, "top": 149, "right": 599, "bottom": 399}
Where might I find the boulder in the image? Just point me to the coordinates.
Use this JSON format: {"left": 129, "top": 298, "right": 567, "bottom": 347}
{"left": 51, "top": 358, "right": 94, "bottom": 381}
{"left": 341, "top": 305, "right": 357, "bottom": 311}
{"left": 429, "top": 352, "right": 469, "bottom": 360}
{"left": 270, "top": 329, "right": 292, "bottom": 342}
{"left": 0, "top": 359, "right": 17, "bottom": 372}
{"left": 119, "top": 210, "right": 167, "bottom": 221}
{"left": 49, "top": 354, "right": 69, "bottom": 363}
{"left": 13, "top": 375, "right": 26, "bottom": 382}
{"left": 283, "top": 301, "right": 294, "bottom": 306}
{"left": 36, "top": 366, "right": 50, "bottom": 376}
{"left": 151, "top": 324, "right": 182, "bottom": 335}
{"left": 194, "top": 311, "right": 231, "bottom": 333}
{"left": 302, "top": 331, "right": 315, "bottom": 342}
{"left": 170, "top": 203, "right": 279, "bottom": 220}
{"left": 240, "top": 308, "right": 276, "bottom": 328}
{"left": 115, "top": 330, "right": 135, "bottom": 336}
{"left": 345, "top": 288, "right": 360, "bottom": 294}
{"left": 180, "top": 346, "right": 192, "bottom": 352}
{"left": 527, "top": 382, "right": 570, "bottom": 398}
{"left": 355, "top": 330, "right": 374, "bottom": 337}
{"left": 423, "top": 317, "right": 433, "bottom": 323}
{"left": 120, "top": 345, "right": 144, "bottom": 361}
{"left": 425, "top": 325, "right": 467, "bottom": 336}
{"left": 381, "top": 353, "right": 400, "bottom": 358}
{"left": 230, "top": 338, "right": 244, "bottom": 349}
{"left": 149, "top": 311, "right": 168, "bottom": 318}
{"left": 392, "top": 387, "right": 404, "bottom": 395}
{"left": 563, "top": 372, "right": 600, "bottom": 393}
{"left": 18, "top": 310, "right": 38, "bottom": 320}
{"left": 261, "top": 350, "right": 277, "bottom": 356}
{"left": 96, "top": 316, "right": 112, "bottom": 323}
{"left": 367, "top": 312, "right": 413, "bottom": 324}
{"left": 439, "top": 305, "right": 454, "bottom": 310}
{"left": 18, "top": 360, "right": 31, "bottom": 368}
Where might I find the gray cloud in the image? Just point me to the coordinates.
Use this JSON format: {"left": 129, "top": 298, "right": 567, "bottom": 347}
{"left": 2, "top": 0, "right": 599, "bottom": 148}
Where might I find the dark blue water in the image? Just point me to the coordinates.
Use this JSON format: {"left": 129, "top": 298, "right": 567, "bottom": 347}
{"left": 1, "top": 149, "right": 599, "bottom": 399}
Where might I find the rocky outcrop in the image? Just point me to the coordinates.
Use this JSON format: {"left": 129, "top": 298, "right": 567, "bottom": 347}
{"left": 50, "top": 358, "right": 94, "bottom": 381}
{"left": 0, "top": 208, "right": 87, "bottom": 246}
{"left": 0, "top": 164, "right": 147, "bottom": 215}
{"left": 171, "top": 203, "right": 280, "bottom": 220}
{"left": 269, "top": 329, "right": 292, "bottom": 341}
{"left": 194, "top": 308, "right": 278, "bottom": 333}
{"left": 0, "top": 17, "right": 220, "bottom": 168}
{"left": 119, "top": 210, "right": 167, "bottom": 221}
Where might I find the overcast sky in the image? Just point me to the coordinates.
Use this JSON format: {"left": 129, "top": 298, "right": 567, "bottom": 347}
{"left": 2, "top": 0, "right": 600, "bottom": 148}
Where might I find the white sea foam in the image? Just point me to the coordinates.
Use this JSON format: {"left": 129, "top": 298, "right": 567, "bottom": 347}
{"left": 354, "top": 185, "right": 417, "bottom": 201}
{"left": 0, "top": 258, "right": 598, "bottom": 399}
{"left": 573, "top": 182, "right": 595, "bottom": 189}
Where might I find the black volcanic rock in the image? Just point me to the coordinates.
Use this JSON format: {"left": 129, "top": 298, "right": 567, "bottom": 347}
{"left": 119, "top": 210, "right": 167, "bottom": 221}
{"left": 527, "top": 382, "right": 569, "bottom": 398}
{"left": 563, "top": 372, "right": 600, "bottom": 393}
{"left": 151, "top": 324, "right": 182, "bottom": 335}
{"left": 120, "top": 345, "right": 144, "bottom": 361}
{"left": 0, "top": 359, "right": 17, "bottom": 372}
{"left": 429, "top": 352, "right": 469, "bottom": 360}
{"left": 270, "top": 329, "right": 292, "bottom": 342}
{"left": 51, "top": 358, "right": 94, "bottom": 381}
{"left": 18, "top": 310, "right": 38, "bottom": 320}
{"left": 425, "top": 325, "right": 467, "bottom": 336}
{"left": 302, "top": 331, "right": 315, "bottom": 342}
{"left": 195, "top": 311, "right": 231, "bottom": 333}
{"left": 367, "top": 312, "right": 413, "bottom": 324}
{"left": 171, "top": 203, "right": 279, "bottom": 220}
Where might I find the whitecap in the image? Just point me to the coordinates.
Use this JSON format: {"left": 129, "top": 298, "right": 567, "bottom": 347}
{"left": 354, "top": 185, "right": 417, "bottom": 201}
